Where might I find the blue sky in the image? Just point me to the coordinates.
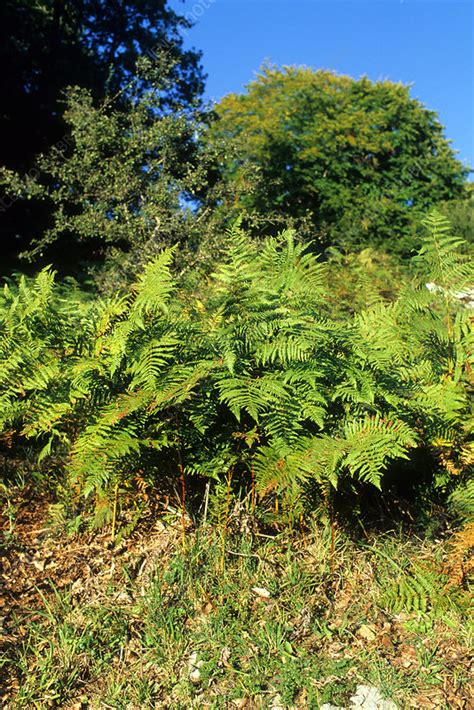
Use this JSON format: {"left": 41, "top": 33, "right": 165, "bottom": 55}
{"left": 171, "top": 0, "right": 473, "bottom": 171}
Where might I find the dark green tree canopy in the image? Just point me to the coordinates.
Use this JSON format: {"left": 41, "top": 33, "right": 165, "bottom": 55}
{"left": 0, "top": 0, "right": 204, "bottom": 170}
{"left": 2, "top": 63, "right": 217, "bottom": 280}
{"left": 437, "top": 183, "right": 474, "bottom": 246}
{"left": 0, "top": 0, "right": 205, "bottom": 270}
{"left": 207, "top": 65, "right": 469, "bottom": 253}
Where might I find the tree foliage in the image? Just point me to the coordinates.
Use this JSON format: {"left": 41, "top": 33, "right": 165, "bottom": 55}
{"left": 437, "top": 183, "right": 474, "bottom": 246}
{"left": 207, "top": 66, "right": 469, "bottom": 253}
{"left": 0, "top": 0, "right": 204, "bottom": 168}
{"left": 1, "top": 61, "right": 216, "bottom": 278}
{"left": 0, "top": 0, "right": 205, "bottom": 269}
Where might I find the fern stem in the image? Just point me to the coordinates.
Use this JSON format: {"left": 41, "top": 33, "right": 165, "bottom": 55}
{"left": 444, "top": 291, "right": 454, "bottom": 375}
{"left": 111, "top": 482, "right": 119, "bottom": 541}
{"left": 176, "top": 419, "right": 187, "bottom": 553}
{"left": 179, "top": 461, "right": 186, "bottom": 552}
{"left": 300, "top": 514, "right": 307, "bottom": 548}
{"left": 203, "top": 480, "right": 210, "bottom": 524}
{"left": 221, "top": 468, "right": 233, "bottom": 573}
{"left": 432, "top": 221, "right": 454, "bottom": 374}
{"left": 329, "top": 491, "right": 335, "bottom": 575}
{"left": 250, "top": 467, "right": 255, "bottom": 514}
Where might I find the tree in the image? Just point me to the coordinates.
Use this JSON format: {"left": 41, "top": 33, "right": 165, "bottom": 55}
{"left": 0, "top": 0, "right": 205, "bottom": 270}
{"left": 437, "top": 183, "right": 474, "bottom": 246}
{"left": 3, "top": 60, "right": 216, "bottom": 281}
{"left": 206, "top": 65, "right": 470, "bottom": 253}
{"left": 0, "top": 0, "right": 204, "bottom": 169}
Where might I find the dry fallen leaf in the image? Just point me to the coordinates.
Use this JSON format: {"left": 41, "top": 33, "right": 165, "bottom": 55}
{"left": 218, "top": 646, "right": 231, "bottom": 668}
{"left": 357, "top": 623, "right": 377, "bottom": 642}
{"left": 399, "top": 644, "right": 418, "bottom": 668}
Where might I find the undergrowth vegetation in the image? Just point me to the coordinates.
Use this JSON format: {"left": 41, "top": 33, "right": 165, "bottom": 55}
{"left": 1, "top": 9, "right": 473, "bottom": 706}
{"left": 0, "top": 211, "right": 472, "bottom": 534}
{"left": 1, "top": 208, "right": 473, "bottom": 707}
{"left": 1, "top": 519, "right": 472, "bottom": 708}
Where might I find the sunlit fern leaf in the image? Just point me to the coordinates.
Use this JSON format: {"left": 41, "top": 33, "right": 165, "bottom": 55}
{"left": 0, "top": 212, "right": 472, "bottom": 523}
{"left": 259, "top": 230, "right": 325, "bottom": 303}
{"left": 380, "top": 561, "right": 454, "bottom": 617}
{"left": 131, "top": 248, "right": 176, "bottom": 316}
{"left": 148, "top": 361, "right": 217, "bottom": 410}
{"left": 21, "top": 402, "right": 71, "bottom": 439}
{"left": 217, "top": 373, "right": 290, "bottom": 422}
{"left": 21, "top": 361, "right": 62, "bottom": 391}
{"left": 342, "top": 414, "right": 418, "bottom": 488}
{"left": 412, "top": 380, "right": 469, "bottom": 422}
{"left": 449, "top": 478, "right": 474, "bottom": 524}
{"left": 253, "top": 436, "right": 343, "bottom": 501}
{"left": 418, "top": 210, "right": 473, "bottom": 291}
{"left": 332, "top": 367, "right": 376, "bottom": 406}
{"left": 128, "top": 334, "right": 179, "bottom": 390}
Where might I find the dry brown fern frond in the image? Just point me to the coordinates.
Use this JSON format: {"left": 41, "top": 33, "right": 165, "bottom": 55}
{"left": 444, "top": 522, "right": 474, "bottom": 588}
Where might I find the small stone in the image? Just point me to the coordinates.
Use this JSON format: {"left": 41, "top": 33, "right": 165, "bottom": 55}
{"left": 270, "top": 694, "right": 286, "bottom": 709}
{"left": 188, "top": 651, "right": 204, "bottom": 685}
{"left": 189, "top": 668, "right": 201, "bottom": 684}
{"left": 349, "top": 684, "right": 397, "bottom": 709}
{"left": 251, "top": 586, "right": 271, "bottom": 599}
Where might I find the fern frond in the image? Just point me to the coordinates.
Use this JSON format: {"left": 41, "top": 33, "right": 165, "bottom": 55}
{"left": 342, "top": 414, "right": 418, "bottom": 487}
{"left": 128, "top": 334, "right": 179, "bottom": 390}
{"left": 131, "top": 248, "right": 175, "bottom": 316}
{"left": 217, "top": 373, "right": 290, "bottom": 422}
{"left": 418, "top": 210, "right": 473, "bottom": 291}
{"left": 381, "top": 560, "right": 454, "bottom": 617}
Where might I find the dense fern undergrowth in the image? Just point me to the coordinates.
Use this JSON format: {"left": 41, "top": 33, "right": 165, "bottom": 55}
{"left": 0, "top": 211, "right": 472, "bottom": 533}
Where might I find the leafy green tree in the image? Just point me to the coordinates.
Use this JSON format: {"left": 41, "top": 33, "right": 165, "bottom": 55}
{"left": 0, "top": 0, "right": 205, "bottom": 269}
{"left": 1, "top": 59, "right": 217, "bottom": 278}
{"left": 437, "top": 183, "right": 474, "bottom": 246}
{"left": 207, "top": 66, "right": 469, "bottom": 253}
{"left": 0, "top": 0, "right": 203, "bottom": 168}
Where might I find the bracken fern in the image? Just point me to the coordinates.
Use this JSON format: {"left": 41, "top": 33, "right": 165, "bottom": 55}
{"left": 0, "top": 212, "right": 472, "bottom": 527}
